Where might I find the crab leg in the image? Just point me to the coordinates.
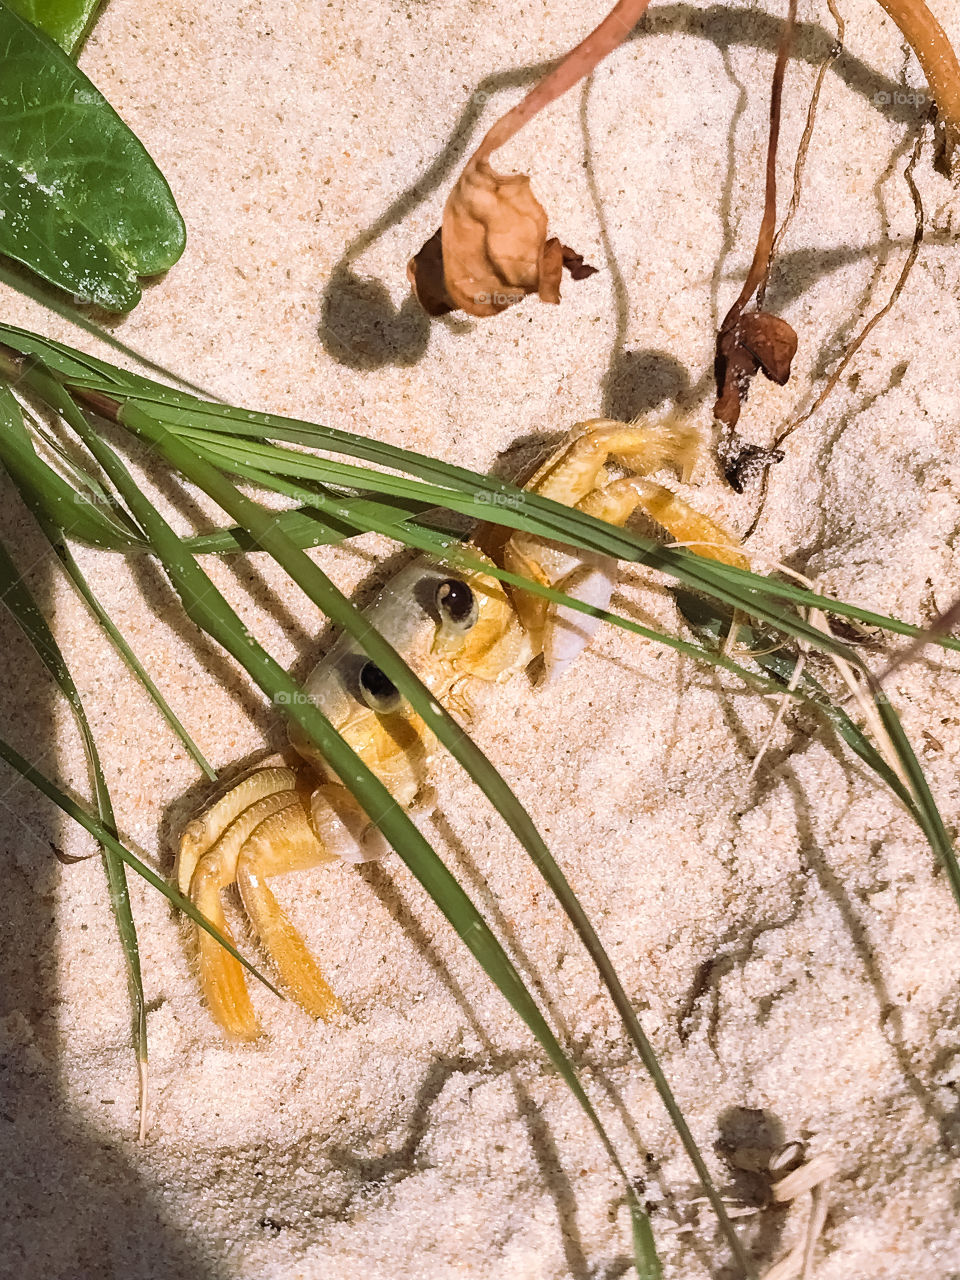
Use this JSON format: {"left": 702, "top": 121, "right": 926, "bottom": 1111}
{"left": 188, "top": 787, "right": 301, "bottom": 1039}
{"left": 235, "top": 800, "right": 342, "bottom": 1022}
{"left": 502, "top": 418, "right": 708, "bottom": 652}
{"left": 523, "top": 417, "right": 698, "bottom": 501}
{"left": 182, "top": 766, "right": 345, "bottom": 1038}
{"left": 177, "top": 765, "right": 298, "bottom": 894}
{"left": 499, "top": 416, "right": 746, "bottom": 675}
{"left": 577, "top": 476, "right": 745, "bottom": 567}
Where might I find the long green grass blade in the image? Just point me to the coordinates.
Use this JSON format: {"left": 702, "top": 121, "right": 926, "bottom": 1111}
{"left": 677, "top": 593, "right": 918, "bottom": 804}
{"left": 120, "top": 400, "right": 748, "bottom": 1276}
{"left": 52, "top": 537, "right": 216, "bottom": 780}
{"left": 632, "top": 1202, "right": 661, "bottom": 1280}
{"left": 0, "top": 732, "right": 281, "bottom": 993}
{"left": 0, "top": 385, "right": 216, "bottom": 776}
{"left": 29, "top": 375, "right": 659, "bottom": 1267}
{"left": 0, "top": 525, "right": 147, "bottom": 1069}
{"left": 188, "top": 439, "right": 792, "bottom": 699}
{"left": 0, "top": 282, "right": 218, "bottom": 399}
{"left": 0, "top": 324, "right": 957, "bottom": 656}
{"left": 183, "top": 493, "right": 439, "bottom": 554}
{"left": 0, "top": 383, "right": 144, "bottom": 549}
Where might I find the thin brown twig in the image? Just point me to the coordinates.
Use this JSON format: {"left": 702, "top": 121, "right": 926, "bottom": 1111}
{"left": 773, "top": 121, "right": 926, "bottom": 451}
{"left": 745, "top": 114, "right": 926, "bottom": 540}
{"left": 757, "top": 0, "right": 846, "bottom": 309}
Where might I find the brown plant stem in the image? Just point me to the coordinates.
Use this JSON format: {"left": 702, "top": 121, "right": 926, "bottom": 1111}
{"left": 474, "top": 0, "right": 653, "bottom": 163}
{"left": 758, "top": 0, "right": 845, "bottom": 310}
{"left": 873, "top": 0, "right": 960, "bottom": 169}
{"left": 722, "top": 0, "right": 798, "bottom": 331}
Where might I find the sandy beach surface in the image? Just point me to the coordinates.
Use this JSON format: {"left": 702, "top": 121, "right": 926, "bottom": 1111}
{"left": 2, "top": 0, "right": 960, "bottom": 1276}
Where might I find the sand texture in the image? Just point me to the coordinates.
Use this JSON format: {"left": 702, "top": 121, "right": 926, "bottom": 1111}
{"left": 2, "top": 0, "right": 960, "bottom": 1276}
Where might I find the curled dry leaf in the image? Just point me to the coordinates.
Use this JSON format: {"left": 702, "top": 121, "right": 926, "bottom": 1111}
{"left": 715, "top": 310, "right": 798, "bottom": 430}
{"left": 714, "top": 310, "right": 797, "bottom": 491}
{"left": 407, "top": 157, "right": 596, "bottom": 318}
{"left": 407, "top": 0, "right": 653, "bottom": 319}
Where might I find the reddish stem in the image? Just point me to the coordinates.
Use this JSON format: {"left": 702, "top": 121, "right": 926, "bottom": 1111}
{"left": 475, "top": 0, "right": 654, "bottom": 162}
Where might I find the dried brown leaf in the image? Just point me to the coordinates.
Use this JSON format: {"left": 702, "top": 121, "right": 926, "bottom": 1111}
{"left": 405, "top": 228, "right": 454, "bottom": 317}
{"left": 715, "top": 310, "right": 798, "bottom": 432}
{"left": 408, "top": 158, "right": 595, "bottom": 318}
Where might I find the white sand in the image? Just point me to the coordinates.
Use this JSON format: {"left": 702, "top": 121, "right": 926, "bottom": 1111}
{"left": 3, "top": 0, "right": 960, "bottom": 1275}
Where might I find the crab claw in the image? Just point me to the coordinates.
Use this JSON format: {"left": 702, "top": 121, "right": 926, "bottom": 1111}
{"left": 310, "top": 782, "right": 437, "bottom": 864}
{"left": 541, "top": 553, "right": 617, "bottom": 683}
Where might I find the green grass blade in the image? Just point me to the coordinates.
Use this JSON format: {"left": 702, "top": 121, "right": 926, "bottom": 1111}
{"left": 632, "top": 1202, "right": 662, "bottom": 1280}
{"left": 121, "top": 401, "right": 747, "bottom": 1277}
{"left": 1, "top": 324, "right": 958, "bottom": 655}
{"left": 0, "top": 732, "right": 281, "bottom": 994}
{"left": 33, "top": 380, "right": 659, "bottom": 1266}
{"left": 871, "top": 691, "right": 960, "bottom": 906}
{"left": 0, "top": 526, "right": 147, "bottom": 1072}
{"left": 0, "top": 383, "right": 145, "bottom": 549}
{"left": 0, "top": 298, "right": 221, "bottom": 401}
{"left": 677, "top": 593, "right": 919, "bottom": 810}
{"left": 182, "top": 494, "right": 438, "bottom": 554}
{"left": 151, "top": 404, "right": 960, "bottom": 655}
{"left": 51, "top": 536, "right": 217, "bottom": 780}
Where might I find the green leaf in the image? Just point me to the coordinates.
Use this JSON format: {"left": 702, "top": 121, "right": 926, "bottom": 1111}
{"left": 0, "top": 2, "right": 185, "bottom": 310}
{"left": 4, "top": 0, "right": 105, "bottom": 56}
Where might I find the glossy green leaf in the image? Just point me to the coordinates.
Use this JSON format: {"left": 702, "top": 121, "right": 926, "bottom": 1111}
{"left": 4, "top": 0, "right": 104, "bottom": 56}
{"left": 0, "top": 2, "right": 185, "bottom": 310}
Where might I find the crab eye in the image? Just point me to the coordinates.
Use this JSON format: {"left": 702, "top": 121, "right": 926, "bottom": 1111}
{"left": 436, "top": 578, "right": 478, "bottom": 632}
{"left": 358, "top": 661, "right": 403, "bottom": 714}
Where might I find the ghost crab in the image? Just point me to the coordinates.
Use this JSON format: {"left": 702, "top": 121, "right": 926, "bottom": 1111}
{"left": 177, "top": 417, "right": 743, "bottom": 1038}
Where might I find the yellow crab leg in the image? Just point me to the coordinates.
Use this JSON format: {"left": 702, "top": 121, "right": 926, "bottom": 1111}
{"left": 189, "top": 787, "right": 301, "bottom": 1040}
{"left": 524, "top": 416, "right": 698, "bottom": 503}
{"left": 177, "top": 765, "right": 297, "bottom": 894}
{"left": 501, "top": 418, "right": 704, "bottom": 646}
{"left": 236, "top": 801, "right": 343, "bottom": 1021}
{"left": 577, "top": 477, "right": 746, "bottom": 567}
{"left": 507, "top": 473, "right": 745, "bottom": 662}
